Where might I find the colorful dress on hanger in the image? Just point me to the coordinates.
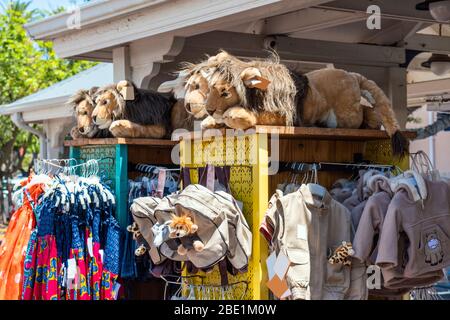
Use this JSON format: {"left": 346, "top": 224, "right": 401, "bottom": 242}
{"left": 101, "top": 211, "right": 121, "bottom": 300}
{"left": 87, "top": 208, "right": 103, "bottom": 300}
{"left": 66, "top": 212, "right": 89, "bottom": 300}
{"left": 0, "top": 180, "right": 43, "bottom": 300}
{"left": 32, "top": 200, "right": 59, "bottom": 300}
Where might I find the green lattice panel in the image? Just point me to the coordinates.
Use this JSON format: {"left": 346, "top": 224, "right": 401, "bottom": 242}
{"left": 76, "top": 145, "right": 117, "bottom": 189}
{"left": 70, "top": 144, "right": 128, "bottom": 229}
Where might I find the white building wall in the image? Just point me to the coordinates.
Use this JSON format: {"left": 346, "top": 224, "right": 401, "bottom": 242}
{"left": 407, "top": 105, "right": 450, "bottom": 177}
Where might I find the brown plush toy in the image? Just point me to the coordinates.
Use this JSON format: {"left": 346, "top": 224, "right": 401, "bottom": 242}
{"left": 182, "top": 51, "right": 409, "bottom": 157}
{"left": 92, "top": 81, "right": 173, "bottom": 138}
{"left": 127, "top": 222, "right": 150, "bottom": 257}
{"left": 68, "top": 87, "right": 112, "bottom": 139}
{"left": 169, "top": 214, "right": 204, "bottom": 256}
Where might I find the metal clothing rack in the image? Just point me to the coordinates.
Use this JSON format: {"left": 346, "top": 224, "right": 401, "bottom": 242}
{"left": 128, "top": 162, "right": 181, "bottom": 173}
{"left": 34, "top": 157, "right": 115, "bottom": 177}
{"left": 276, "top": 161, "right": 397, "bottom": 174}
{"left": 159, "top": 274, "right": 249, "bottom": 300}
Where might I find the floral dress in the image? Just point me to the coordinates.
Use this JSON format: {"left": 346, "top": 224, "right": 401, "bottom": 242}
{"left": 32, "top": 200, "right": 59, "bottom": 300}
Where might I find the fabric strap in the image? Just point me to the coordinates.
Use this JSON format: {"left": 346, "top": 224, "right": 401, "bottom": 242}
{"left": 218, "top": 259, "right": 229, "bottom": 286}
{"left": 182, "top": 168, "right": 191, "bottom": 189}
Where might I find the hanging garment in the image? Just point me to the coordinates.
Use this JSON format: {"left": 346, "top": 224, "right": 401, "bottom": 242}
{"left": 349, "top": 174, "right": 405, "bottom": 297}
{"left": 66, "top": 212, "right": 90, "bottom": 300}
{"left": 18, "top": 169, "right": 121, "bottom": 300}
{"left": 329, "top": 179, "right": 356, "bottom": 204}
{"left": 21, "top": 229, "right": 38, "bottom": 299}
{"left": 32, "top": 200, "right": 60, "bottom": 300}
{"left": 269, "top": 184, "right": 353, "bottom": 300}
{"left": 101, "top": 211, "right": 121, "bottom": 300}
{"left": 0, "top": 181, "right": 43, "bottom": 300}
{"left": 87, "top": 207, "right": 104, "bottom": 300}
{"left": 342, "top": 170, "right": 379, "bottom": 214}
{"left": 121, "top": 170, "right": 179, "bottom": 281}
{"left": 376, "top": 171, "right": 448, "bottom": 286}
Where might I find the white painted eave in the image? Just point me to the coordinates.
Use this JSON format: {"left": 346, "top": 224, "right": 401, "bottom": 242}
{"left": 25, "top": 0, "right": 168, "bottom": 40}
{"left": 25, "top": 0, "right": 332, "bottom": 59}
{"left": 0, "top": 95, "right": 69, "bottom": 115}
{"left": 0, "top": 95, "right": 73, "bottom": 122}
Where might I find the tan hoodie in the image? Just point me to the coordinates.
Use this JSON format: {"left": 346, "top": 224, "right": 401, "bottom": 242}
{"left": 272, "top": 184, "right": 352, "bottom": 300}
{"left": 353, "top": 174, "right": 393, "bottom": 264}
{"left": 376, "top": 171, "right": 449, "bottom": 283}
{"left": 353, "top": 174, "right": 443, "bottom": 294}
{"left": 346, "top": 175, "right": 392, "bottom": 298}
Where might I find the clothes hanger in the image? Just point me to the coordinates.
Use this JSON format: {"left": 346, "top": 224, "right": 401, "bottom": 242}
{"left": 302, "top": 163, "right": 325, "bottom": 199}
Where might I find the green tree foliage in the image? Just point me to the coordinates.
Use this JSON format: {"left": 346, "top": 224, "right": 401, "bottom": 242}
{"left": 0, "top": 1, "right": 96, "bottom": 179}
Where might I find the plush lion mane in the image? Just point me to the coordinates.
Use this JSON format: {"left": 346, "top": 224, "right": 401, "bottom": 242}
{"left": 67, "top": 87, "right": 97, "bottom": 111}
{"left": 170, "top": 214, "right": 195, "bottom": 233}
{"left": 181, "top": 51, "right": 310, "bottom": 127}
{"left": 97, "top": 82, "right": 174, "bottom": 130}
{"left": 202, "top": 51, "right": 302, "bottom": 125}
{"left": 67, "top": 87, "right": 112, "bottom": 138}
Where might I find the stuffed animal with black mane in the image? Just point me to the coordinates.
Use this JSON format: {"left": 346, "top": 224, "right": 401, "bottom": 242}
{"left": 92, "top": 80, "right": 174, "bottom": 138}
{"left": 182, "top": 50, "right": 409, "bottom": 157}
{"left": 68, "top": 87, "right": 112, "bottom": 139}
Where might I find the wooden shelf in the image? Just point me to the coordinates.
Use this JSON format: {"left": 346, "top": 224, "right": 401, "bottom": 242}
{"left": 65, "top": 127, "right": 416, "bottom": 146}
{"left": 64, "top": 138, "right": 177, "bottom": 147}
{"left": 172, "top": 126, "right": 417, "bottom": 141}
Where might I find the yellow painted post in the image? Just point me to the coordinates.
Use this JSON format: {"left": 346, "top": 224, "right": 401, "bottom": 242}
{"left": 365, "top": 140, "right": 410, "bottom": 170}
{"left": 251, "top": 133, "right": 269, "bottom": 300}
{"left": 178, "top": 133, "right": 269, "bottom": 300}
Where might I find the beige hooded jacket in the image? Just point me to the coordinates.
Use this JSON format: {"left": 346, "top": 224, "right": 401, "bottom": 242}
{"left": 271, "top": 184, "right": 353, "bottom": 300}
{"left": 376, "top": 171, "right": 448, "bottom": 284}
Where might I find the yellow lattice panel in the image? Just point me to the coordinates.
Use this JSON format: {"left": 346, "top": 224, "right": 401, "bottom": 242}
{"left": 364, "top": 140, "right": 409, "bottom": 171}
{"left": 179, "top": 133, "right": 268, "bottom": 300}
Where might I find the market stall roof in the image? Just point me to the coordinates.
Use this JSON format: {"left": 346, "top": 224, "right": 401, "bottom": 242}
{"left": 23, "top": 0, "right": 442, "bottom": 62}
{"left": 0, "top": 63, "right": 113, "bottom": 123}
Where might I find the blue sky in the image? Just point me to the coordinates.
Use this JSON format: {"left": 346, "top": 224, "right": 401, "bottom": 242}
{"left": 0, "top": 0, "right": 86, "bottom": 13}
{"left": 28, "top": 0, "right": 83, "bottom": 12}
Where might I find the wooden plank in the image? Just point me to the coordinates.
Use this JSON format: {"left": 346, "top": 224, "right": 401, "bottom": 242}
{"left": 185, "top": 31, "right": 405, "bottom": 67}
{"left": 64, "top": 138, "right": 177, "bottom": 147}
{"left": 269, "top": 139, "right": 366, "bottom": 193}
{"left": 173, "top": 126, "right": 417, "bottom": 141}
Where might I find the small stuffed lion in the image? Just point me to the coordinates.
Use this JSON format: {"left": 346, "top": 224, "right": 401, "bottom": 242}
{"left": 169, "top": 214, "right": 204, "bottom": 255}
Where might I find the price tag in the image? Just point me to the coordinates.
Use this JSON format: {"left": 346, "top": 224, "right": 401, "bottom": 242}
{"left": 120, "top": 86, "right": 135, "bottom": 101}
{"left": 67, "top": 258, "right": 76, "bottom": 280}
{"left": 297, "top": 224, "right": 308, "bottom": 240}
{"left": 87, "top": 237, "right": 94, "bottom": 258}
{"left": 156, "top": 169, "right": 166, "bottom": 198}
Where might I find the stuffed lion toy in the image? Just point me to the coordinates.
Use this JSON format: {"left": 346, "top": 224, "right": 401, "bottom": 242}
{"left": 178, "top": 51, "right": 408, "bottom": 156}
{"left": 169, "top": 213, "right": 204, "bottom": 256}
{"left": 68, "top": 87, "right": 112, "bottom": 139}
{"left": 92, "top": 81, "right": 174, "bottom": 138}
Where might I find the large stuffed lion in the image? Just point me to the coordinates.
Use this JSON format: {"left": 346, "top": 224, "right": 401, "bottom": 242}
{"left": 92, "top": 81, "right": 174, "bottom": 138}
{"left": 68, "top": 87, "right": 111, "bottom": 139}
{"left": 166, "top": 51, "right": 408, "bottom": 156}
